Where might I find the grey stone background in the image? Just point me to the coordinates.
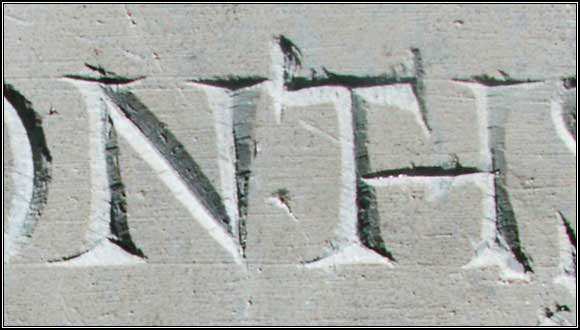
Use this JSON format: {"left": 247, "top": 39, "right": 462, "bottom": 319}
{"left": 3, "top": 4, "right": 577, "bottom": 326}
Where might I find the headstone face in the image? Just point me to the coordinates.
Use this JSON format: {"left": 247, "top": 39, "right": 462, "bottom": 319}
{"left": 3, "top": 4, "right": 577, "bottom": 326}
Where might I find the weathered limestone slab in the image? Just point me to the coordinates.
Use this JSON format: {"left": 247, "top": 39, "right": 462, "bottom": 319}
{"left": 3, "top": 4, "right": 577, "bottom": 326}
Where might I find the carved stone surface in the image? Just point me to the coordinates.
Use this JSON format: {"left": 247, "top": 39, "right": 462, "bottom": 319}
{"left": 3, "top": 4, "right": 577, "bottom": 326}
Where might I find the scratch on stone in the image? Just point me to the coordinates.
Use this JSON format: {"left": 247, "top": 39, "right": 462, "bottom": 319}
{"left": 299, "top": 120, "right": 340, "bottom": 145}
